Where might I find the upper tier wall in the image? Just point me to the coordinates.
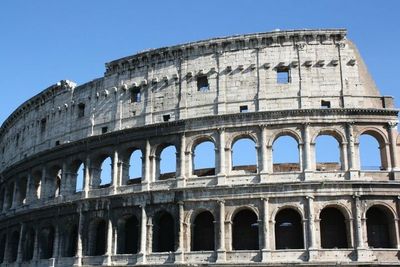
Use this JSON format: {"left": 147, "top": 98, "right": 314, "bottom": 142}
{"left": 0, "top": 29, "right": 393, "bottom": 172}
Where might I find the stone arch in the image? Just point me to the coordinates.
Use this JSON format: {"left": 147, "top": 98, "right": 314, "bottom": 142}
{"left": 272, "top": 133, "right": 301, "bottom": 172}
{"left": 91, "top": 152, "right": 114, "bottom": 188}
{"left": 119, "top": 145, "right": 144, "bottom": 185}
{"left": 69, "top": 159, "right": 85, "bottom": 193}
{"left": 231, "top": 208, "right": 259, "bottom": 250}
{"left": 268, "top": 129, "right": 302, "bottom": 148}
{"left": 313, "top": 131, "right": 343, "bottom": 171}
{"left": 230, "top": 133, "right": 258, "bottom": 173}
{"left": 117, "top": 214, "right": 139, "bottom": 254}
{"left": 270, "top": 204, "right": 305, "bottom": 222}
{"left": 274, "top": 207, "right": 304, "bottom": 249}
{"left": 187, "top": 134, "right": 217, "bottom": 152}
{"left": 365, "top": 204, "right": 397, "bottom": 248}
{"left": 15, "top": 176, "right": 27, "bottom": 205}
{"left": 357, "top": 127, "right": 389, "bottom": 171}
{"left": 39, "top": 225, "right": 55, "bottom": 259}
{"left": 62, "top": 223, "right": 78, "bottom": 257}
{"left": 32, "top": 169, "right": 42, "bottom": 199}
{"left": 191, "top": 210, "right": 215, "bottom": 251}
{"left": 191, "top": 136, "right": 217, "bottom": 177}
{"left": 7, "top": 230, "right": 19, "bottom": 262}
{"left": 319, "top": 207, "right": 349, "bottom": 248}
{"left": 88, "top": 218, "right": 107, "bottom": 256}
{"left": 153, "top": 210, "right": 175, "bottom": 252}
{"left": 22, "top": 227, "right": 35, "bottom": 261}
{"left": 4, "top": 182, "right": 14, "bottom": 210}
{"left": 155, "top": 143, "right": 177, "bottom": 180}
{"left": 47, "top": 164, "right": 62, "bottom": 198}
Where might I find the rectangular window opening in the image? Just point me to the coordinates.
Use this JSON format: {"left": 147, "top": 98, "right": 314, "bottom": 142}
{"left": 321, "top": 100, "right": 331, "bottom": 109}
{"left": 78, "top": 103, "right": 85, "bottom": 118}
{"left": 277, "top": 68, "right": 290, "bottom": 84}
{"left": 55, "top": 140, "right": 60, "bottom": 146}
{"left": 101, "top": 127, "right": 108, "bottom": 134}
{"left": 130, "top": 87, "right": 141, "bottom": 103}
{"left": 40, "top": 118, "right": 46, "bottom": 133}
{"left": 240, "top": 105, "right": 248, "bottom": 113}
{"left": 197, "top": 76, "right": 209, "bottom": 92}
{"left": 163, "top": 114, "right": 171, "bottom": 122}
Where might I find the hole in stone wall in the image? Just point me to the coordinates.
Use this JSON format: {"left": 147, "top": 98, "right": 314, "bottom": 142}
{"left": 321, "top": 100, "right": 331, "bottom": 108}
{"left": 273, "top": 135, "right": 300, "bottom": 172}
{"left": 163, "top": 114, "right": 171, "bottom": 122}
{"left": 240, "top": 105, "right": 248, "bottom": 113}
{"left": 232, "top": 138, "right": 257, "bottom": 173}
{"left": 193, "top": 141, "right": 215, "bottom": 177}
{"left": 130, "top": 87, "right": 141, "bottom": 103}
{"left": 78, "top": 103, "right": 85, "bottom": 118}
{"left": 101, "top": 127, "right": 108, "bottom": 134}
{"left": 276, "top": 67, "right": 290, "bottom": 84}
{"left": 128, "top": 150, "right": 142, "bottom": 183}
{"left": 315, "top": 135, "right": 341, "bottom": 171}
{"left": 232, "top": 209, "right": 259, "bottom": 250}
{"left": 192, "top": 211, "right": 215, "bottom": 251}
{"left": 197, "top": 76, "right": 209, "bottom": 92}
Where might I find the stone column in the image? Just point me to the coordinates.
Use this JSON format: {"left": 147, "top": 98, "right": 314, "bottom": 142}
{"left": 52, "top": 224, "right": 60, "bottom": 259}
{"left": 112, "top": 150, "right": 119, "bottom": 191}
{"left": 105, "top": 215, "right": 113, "bottom": 264}
{"left": 395, "top": 196, "right": 400, "bottom": 249}
{"left": 146, "top": 217, "right": 153, "bottom": 254}
{"left": 303, "top": 123, "right": 312, "bottom": 179}
{"left": 261, "top": 197, "right": 270, "bottom": 262}
{"left": 217, "top": 128, "right": 226, "bottom": 185}
{"left": 353, "top": 195, "right": 372, "bottom": 261}
{"left": 25, "top": 172, "right": 32, "bottom": 204}
{"left": 83, "top": 157, "right": 90, "bottom": 198}
{"left": 216, "top": 199, "right": 226, "bottom": 262}
{"left": 74, "top": 206, "right": 84, "bottom": 266}
{"left": 32, "top": 226, "right": 40, "bottom": 261}
{"left": 259, "top": 126, "right": 268, "bottom": 182}
{"left": 40, "top": 166, "right": 47, "bottom": 199}
{"left": 341, "top": 142, "right": 349, "bottom": 171}
{"left": 143, "top": 140, "right": 151, "bottom": 190}
{"left": 138, "top": 205, "right": 147, "bottom": 263}
{"left": 175, "top": 201, "right": 185, "bottom": 263}
{"left": 177, "top": 134, "right": 186, "bottom": 187}
{"left": 388, "top": 122, "right": 399, "bottom": 172}
{"left": 347, "top": 123, "right": 358, "bottom": 179}
{"left": 16, "top": 223, "right": 25, "bottom": 263}
{"left": 11, "top": 181, "right": 17, "bottom": 209}
{"left": 306, "top": 196, "right": 317, "bottom": 261}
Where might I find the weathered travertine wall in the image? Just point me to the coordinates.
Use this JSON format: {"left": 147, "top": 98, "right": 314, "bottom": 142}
{"left": 0, "top": 29, "right": 399, "bottom": 267}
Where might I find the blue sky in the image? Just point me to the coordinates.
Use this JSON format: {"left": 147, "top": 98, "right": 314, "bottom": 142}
{"left": 1, "top": 0, "right": 398, "bottom": 173}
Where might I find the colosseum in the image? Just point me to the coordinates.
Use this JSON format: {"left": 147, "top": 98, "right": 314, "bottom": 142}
{"left": 0, "top": 29, "right": 399, "bottom": 266}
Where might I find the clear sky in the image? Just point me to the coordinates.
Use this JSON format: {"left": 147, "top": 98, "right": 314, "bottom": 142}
{"left": 0, "top": 0, "right": 398, "bottom": 170}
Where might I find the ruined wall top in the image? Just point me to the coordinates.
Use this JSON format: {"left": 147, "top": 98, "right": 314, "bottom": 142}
{"left": 0, "top": 29, "right": 396, "bottom": 172}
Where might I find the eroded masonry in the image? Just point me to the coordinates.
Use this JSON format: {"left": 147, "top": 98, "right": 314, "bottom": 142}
{"left": 0, "top": 29, "right": 399, "bottom": 266}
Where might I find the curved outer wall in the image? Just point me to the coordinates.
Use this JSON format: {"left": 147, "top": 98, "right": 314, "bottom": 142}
{"left": 0, "top": 29, "right": 399, "bottom": 266}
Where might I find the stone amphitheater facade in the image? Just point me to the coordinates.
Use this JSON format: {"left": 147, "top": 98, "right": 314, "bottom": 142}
{"left": 0, "top": 29, "right": 400, "bottom": 266}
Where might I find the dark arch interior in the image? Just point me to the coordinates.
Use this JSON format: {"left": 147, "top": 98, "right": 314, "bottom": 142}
{"left": 22, "top": 229, "right": 35, "bottom": 261}
{"left": 366, "top": 207, "right": 393, "bottom": 248}
{"left": 93, "top": 220, "right": 107, "bottom": 256}
{"left": 39, "top": 226, "right": 54, "bottom": 259}
{"left": 64, "top": 225, "right": 78, "bottom": 257}
{"left": 118, "top": 216, "right": 139, "bottom": 254}
{"left": 153, "top": 212, "right": 175, "bottom": 252}
{"left": 275, "top": 209, "right": 303, "bottom": 249}
{"left": 192, "top": 211, "right": 215, "bottom": 251}
{"left": 0, "top": 235, "right": 5, "bottom": 263}
{"left": 8, "top": 231, "right": 19, "bottom": 262}
{"left": 320, "top": 208, "right": 348, "bottom": 248}
{"left": 232, "top": 209, "right": 259, "bottom": 250}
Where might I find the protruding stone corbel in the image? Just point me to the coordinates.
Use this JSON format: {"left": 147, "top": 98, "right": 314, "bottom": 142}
{"left": 303, "top": 60, "right": 313, "bottom": 67}
{"left": 347, "top": 59, "right": 356, "bottom": 66}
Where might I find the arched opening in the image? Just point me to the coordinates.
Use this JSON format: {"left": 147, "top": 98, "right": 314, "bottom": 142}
{"left": 48, "top": 166, "right": 62, "bottom": 198}
{"left": 63, "top": 224, "right": 78, "bottom": 257}
{"left": 232, "top": 209, "right": 259, "bottom": 250}
{"left": 22, "top": 228, "right": 35, "bottom": 261}
{"left": 232, "top": 138, "right": 257, "bottom": 173}
{"left": 100, "top": 157, "right": 112, "bottom": 186}
{"left": 273, "top": 135, "right": 300, "bottom": 172}
{"left": 359, "top": 134, "right": 385, "bottom": 171}
{"left": 91, "top": 219, "right": 107, "bottom": 256}
{"left": 117, "top": 215, "right": 139, "bottom": 254}
{"left": 16, "top": 177, "right": 27, "bottom": 206}
{"left": 366, "top": 206, "right": 395, "bottom": 248}
{"left": 193, "top": 141, "right": 216, "bottom": 177}
{"left": 159, "top": 145, "right": 176, "bottom": 180}
{"left": 192, "top": 211, "right": 215, "bottom": 251}
{"left": 39, "top": 226, "right": 54, "bottom": 259}
{"left": 32, "top": 171, "right": 42, "bottom": 199}
{"left": 75, "top": 162, "right": 84, "bottom": 192}
{"left": 7, "top": 230, "right": 19, "bottom": 262}
{"left": 153, "top": 211, "right": 175, "bottom": 252}
{"left": 320, "top": 207, "right": 348, "bottom": 248}
{"left": 128, "top": 150, "right": 142, "bottom": 184}
{"left": 192, "top": 141, "right": 215, "bottom": 177}
{"left": 0, "top": 235, "right": 5, "bottom": 263}
{"left": 5, "top": 183, "right": 14, "bottom": 210}
{"left": 315, "top": 135, "right": 341, "bottom": 171}
{"left": 275, "top": 209, "right": 303, "bottom": 249}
